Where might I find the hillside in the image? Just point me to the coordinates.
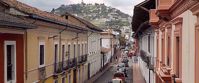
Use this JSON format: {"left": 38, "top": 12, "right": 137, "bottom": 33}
{"left": 51, "top": 3, "right": 131, "bottom": 29}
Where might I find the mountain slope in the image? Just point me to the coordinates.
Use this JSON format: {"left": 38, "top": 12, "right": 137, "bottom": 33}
{"left": 52, "top": 3, "right": 131, "bottom": 29}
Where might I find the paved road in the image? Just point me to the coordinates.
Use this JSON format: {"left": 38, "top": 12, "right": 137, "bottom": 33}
{"left": 94, "top": 62, "right": 133, "bottom": 83}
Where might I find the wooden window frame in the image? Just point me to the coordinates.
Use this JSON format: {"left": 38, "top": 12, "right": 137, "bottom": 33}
{"left": 172, "top": 17, "right": 182, "bottom": 78}
{"left": 39, "top": 41, "right": 45, "bottom": 68}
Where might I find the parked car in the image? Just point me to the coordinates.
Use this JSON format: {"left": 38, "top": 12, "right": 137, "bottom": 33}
{"left": 110, "top": 78, "right": 124, "bottom": 83}
{"left": 122, "top": 58, "right": 129, "bottom": 67}
{"left": 116, "top": 63, "right": 127, "bottom": 77}
{"left": 113, "top": 72, "right": 126, "bottom": 82}
{"left": 117, "top": 63, "right": 125, "bottom": 71}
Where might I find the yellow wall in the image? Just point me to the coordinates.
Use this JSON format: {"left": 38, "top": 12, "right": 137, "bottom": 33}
{"left": 24, "top": 11, "right": 90, "bottom": 83}
{"left": 44, "top": 76, "right": 54, "bottom": 83}
{"left": 26, "top": 26, "right": 88, "bottom": 83}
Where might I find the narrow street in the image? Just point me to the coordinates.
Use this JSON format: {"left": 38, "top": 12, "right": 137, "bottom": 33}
{"left": 94, "top": 50, "right": 133, "bottom": 83}
{"left": 2, "top": 0, "right": 198, "bottom": 83}
{"left": 94, "top": 58, "right": 134, "bottom": 83}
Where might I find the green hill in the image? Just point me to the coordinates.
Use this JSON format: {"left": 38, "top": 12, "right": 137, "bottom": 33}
{"left": 51, "top": 3, "right": 131, "bottom": 29}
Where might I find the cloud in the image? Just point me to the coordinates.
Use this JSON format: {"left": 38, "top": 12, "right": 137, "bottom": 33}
{"left": 18, "top": 0, "right": 72, "bottom": 11}
{"left": 17, "top": 0, "right": 145, "bottom": 16}
{"left": 104, "top": 0, "right": 145, "bottom": 16}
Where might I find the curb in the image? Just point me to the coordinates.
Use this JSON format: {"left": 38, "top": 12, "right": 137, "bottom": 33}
{"left": 85, "top": 64, "right": 113, "bottom": 83}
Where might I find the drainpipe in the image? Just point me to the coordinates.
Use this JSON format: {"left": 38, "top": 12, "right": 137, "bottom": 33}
{"left": 59, "top": 32, "right": 62, "bottom": 67}
{"left": 59, "top": 27, "right": 68, "bottom": 69}
{"left": 76, "top": 33, "right": 79, "bottom": 66}
{"left": 25, "top": 30, "right": 28, "bottom": 80}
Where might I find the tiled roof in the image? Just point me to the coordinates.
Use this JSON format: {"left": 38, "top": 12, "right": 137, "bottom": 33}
{"left": 1, "top": 0, "right": 68, "bottom": 24}
{"left": 0, "top": 12, "right": 36, "bottom": 29}
{"left": 63, "top": 12, "right": 102, "bottom": 32}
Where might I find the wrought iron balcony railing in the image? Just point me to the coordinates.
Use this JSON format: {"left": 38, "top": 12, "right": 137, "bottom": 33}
{"left": 62, "top": 60, "right": 69, "bottom": 70}
{"left": 78, "top": 56, "right": 83, "bottom": 64}
{"left": 38, "top": 66, "right": 46, "bottom": 80}
{"left": 82, "top": 54, "right": 88, "bottom": 63}
{"left": 54, "top": 62, "right": 63, "bottom": 74}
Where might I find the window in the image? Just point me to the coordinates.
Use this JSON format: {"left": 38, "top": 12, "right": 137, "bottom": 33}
{"left": 62, "top": 77, "right": 65, "bottom": 83}
{"left": 4, "top": 41, "right": 16, "bottom": 82}
{"left": 65, "top": 15, "right": 68, "bottom": 19}
{"left": 78, "top": 44, "right": 80, "bottom": 56}
{"left": 68, "top": 44, "right": 70, "bottom": 59}
{"left": 54, "top": 44, "right": 58, "bottom": 63}
{"left": 39, "top": 42, "right": 45, "bottom": 67}
{"left": 54, "top": 44, "right": 58, "bottom": 72}
{"left": 161, "top": 38, "right": 165, "bottom": 64}
{"left": 85, "top": 44, "right": 87, "bottom": 54}
{"left": 62, "top": 45, "right": 65, "bottom": 61}
{"left": 148, "top": 35, "right": 150, "bottom": 53}
{"left": 82, "top": 44, "right": 84, "bottom": 55}
{"left": 156, "top": 38, "right": 159, "bottom": 68}
{"left": 74, "top": 44, "right": 76, "bottom": 57}
{"left": 167, "top": 37, "right": 170, "bottom": 66}
{"left": 176, "top": 37, "right": 180, "bottom": 77}
{"left": 54, "top": 79, "right": 58, "bottom": 83}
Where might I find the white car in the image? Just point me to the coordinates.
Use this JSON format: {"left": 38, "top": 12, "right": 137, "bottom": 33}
{"left": 111, "top": 78, "right": 124, "bottom": 83}
{"left": 116, "top": 63, "right": 126, "bottom": 73}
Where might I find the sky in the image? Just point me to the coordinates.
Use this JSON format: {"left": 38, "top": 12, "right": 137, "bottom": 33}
{"left": 17, "top": 0, "right": 145, "bottom": 16}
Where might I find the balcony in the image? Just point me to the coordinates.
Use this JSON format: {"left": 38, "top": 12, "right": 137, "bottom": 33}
{"left": 149, "top": 9, "right": 159, "bottom": 26}
{"left": 68, "top": 58, "right": 77, "bottom": 68}
{"left": 62, "top": 60, "right": 69, "bottom": 70}
{"left": 54, "top": 62, "right": 63, "bottom": 74}
{"left": 38, "top": 67, "right": 46, "bottom": 80}
{"left": 77, "top": 56, "right": 83, "bottom": 65}
{"left": 82, "top": 54, "right": 88, "bottom": 63}
{"left": 156, "top": 0, "right": 174, "bottom": 21}
{"left": 77, "top": 54, "right": 88, "bottom": 65}
{"left": 155, "top": 63, "right": 173, "bottom": 83}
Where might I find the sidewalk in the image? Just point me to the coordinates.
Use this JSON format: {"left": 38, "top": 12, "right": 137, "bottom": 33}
{"left": 132, "top": 62, "right": 146, "bottom": 83}
{"left": 85, "top": 49, "right": 122, "bottom": 83}
{"left": 85, "top": 64, "right": 112, "bottom": 83}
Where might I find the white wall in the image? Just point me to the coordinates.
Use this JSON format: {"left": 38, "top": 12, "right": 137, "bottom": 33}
{"left": 180, "top": 10, "right": 196, "bottom": 83}
{"left": 102, "top": 39, "right": 111, "bottom": 48}
{"left": 138, "top": 28, "right": 156, "bottom": 83}
{"left": 87, "top": 32, "right": 101, "bottom": 77}
{"left": 101, "top": 38, "right": 112, "bottom": 64}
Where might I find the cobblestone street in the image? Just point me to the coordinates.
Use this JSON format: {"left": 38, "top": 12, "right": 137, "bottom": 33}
{"left": 94, "top": 58, "right": 134, "bottom": 83}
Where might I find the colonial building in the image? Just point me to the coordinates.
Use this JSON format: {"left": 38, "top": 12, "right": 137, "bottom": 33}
{"left": 133, "top": 0, "right": 199, "bottom": 83}
{"left": 100, "top": 30, "right": 116, "bottom": 67}
{"left": 0, "top": 2, "right": 36, "bottom": 83}
{"left": 0, "top": 0, "right": 102, "bottom": 83}
{"left": 132, "top": 0, "right": 156, "bottom": 83}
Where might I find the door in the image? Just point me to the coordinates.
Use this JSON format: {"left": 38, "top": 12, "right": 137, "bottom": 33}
{"left": 4, "top": 41, "right": 16, "bottom": 83}
{"left": 73, "top": 69, "right": 77, "bottom": 83}
{"left": 54, "top": 44, "right": 59, "bottom": 72}
{"left": 88, "top": 63, "right": 90, "bottom": 79}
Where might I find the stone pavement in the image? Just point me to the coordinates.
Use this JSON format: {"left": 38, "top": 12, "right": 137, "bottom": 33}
{"left": 85, "top": 63, "right": 112, "bottom": 83}
{"left": 94, "top": 63, "right": 133, "bottom": 83}
{"left": 85, "top": 49, "right": 122, "bottom": 83}
{"left": 132, "top": 62, "right": 146, "bottom": 83}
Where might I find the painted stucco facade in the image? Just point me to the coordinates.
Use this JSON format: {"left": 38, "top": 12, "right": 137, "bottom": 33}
{"left": 87, "top": 32, "right": 101, "bottom": 78}
{"left": 148, "top": 0, "right": 199, "bottom": 83}
{"left": 132, "top": 0, "right": 199, "bottom": 83}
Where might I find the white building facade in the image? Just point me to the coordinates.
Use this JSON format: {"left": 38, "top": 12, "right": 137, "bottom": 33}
{"left": 87, "top": 32, "right": 101, "bottom": 78}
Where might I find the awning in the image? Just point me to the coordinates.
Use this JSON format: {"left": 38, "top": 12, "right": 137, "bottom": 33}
{"left": 132, "top": 0, "right": 155, "bottom": 38}
{"left": 101, "top": 47, "right": 111, "bottom": 53}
